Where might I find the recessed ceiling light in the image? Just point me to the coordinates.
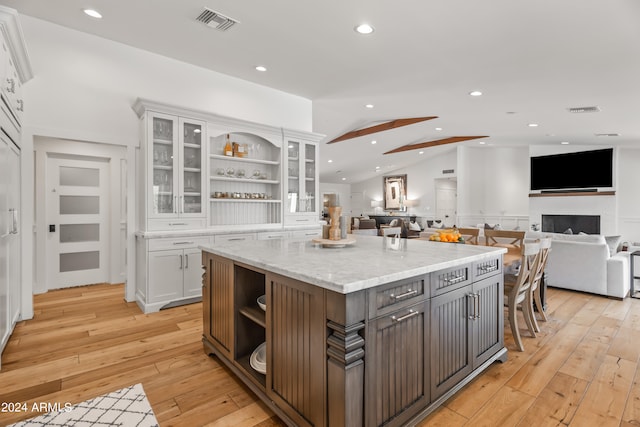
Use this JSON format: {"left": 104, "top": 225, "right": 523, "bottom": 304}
{"left": 83, "top": 9, "right": 102, "bottom": 19}
{"left": 328, "top": 159, "right": 333, "bottom": 163}
{"left": 341, "top": 177, "right": 347, "bottom": 181}
{"left": 479, "top": 141, "right": 486, "bottom": 145}
{"left": 375, "top": 166, "right": 380, "bottom": 169}
{"left": 469, "top": 91, "right": 483, "bottom": 96}
{"left": 371, "top": 140, "right": 377, "bottom": 144}
{"left": 365, "top": 104, "right": 374, "bottom": 109}
{"left": 435, "top": 127, "right": 442, "bottom": 131}
{"left": 528, "top": 123, "right": 539, "bottom": 127}
{"left": 354, "top": 24, "right": 374, "bottom": 34}
{"left": 255, "top": 65, "right": 267, "bottom": 72}
{"left": 560, "top": 141, "right": 570, "bottom": 145}
{"left": 419, "top": 151, "right": 424, "bottom": 154}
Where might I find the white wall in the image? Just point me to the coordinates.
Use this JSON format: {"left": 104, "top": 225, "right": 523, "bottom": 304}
{"left": 18, "top": 16, "right": 313, "bottom": 318}
{"left": 350, "top": 149, "right": 457, "bottom": 219}
{"left": 319, "top": 182, "right": 351, "bottom": 218}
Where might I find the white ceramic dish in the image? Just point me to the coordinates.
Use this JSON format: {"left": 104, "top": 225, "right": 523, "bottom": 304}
{"left": 257, "top": 295, "right": 266, "bottom": 311}
{"left": 250, "top": 342, "right": 266, "bottom": 374}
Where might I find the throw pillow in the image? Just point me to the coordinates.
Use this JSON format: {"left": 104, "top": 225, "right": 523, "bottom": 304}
{"left": 432, "top": 221, "right": 444, "bottom": 229}
{"left": 604, "top": 235, "right": 622, "bottom": 256}
{"left": 409, "top": 221, "right": 421, "bottom": 231}
{"left": 389, "top": 219, "right": 399, "bottom": 227}
{"left": 353, "top": 218, "right": 360, "bottom": 229}
{"left": 484, "top": 223, "right": 494, "bottom": 230}
{"left": 563, "top": 228, "right": 573, "bottom": 234}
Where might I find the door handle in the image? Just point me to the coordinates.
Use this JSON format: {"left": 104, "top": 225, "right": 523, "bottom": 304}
{"left": 49, "top": 224, "right": 56, "bottom": 233}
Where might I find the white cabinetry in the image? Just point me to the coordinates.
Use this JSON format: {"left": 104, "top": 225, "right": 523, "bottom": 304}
{"left": 135, "top": 236, "right": 209, "bottom": 313}
{"left": 134, "top": 103, "right": 207, "bottom": 231}
{"left": 283, "top": 130, "right": 323, "bottom": 226}
{"left": 0, "top": 5, "right": 31, "bottom": 370}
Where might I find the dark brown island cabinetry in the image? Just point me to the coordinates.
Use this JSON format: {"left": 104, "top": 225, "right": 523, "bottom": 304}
{"left": 202, "top": 241, "right": 507, "bottom": 427}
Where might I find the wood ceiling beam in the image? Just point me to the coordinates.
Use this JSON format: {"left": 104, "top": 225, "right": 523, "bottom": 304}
{"left": 384, "top": 136, "right": 489, "bottom": 154}
{"left": 327, "top": 116, "right": 438, "bottom": 144}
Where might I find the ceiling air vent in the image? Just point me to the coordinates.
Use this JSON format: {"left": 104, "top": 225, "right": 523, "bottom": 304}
{"left": 567, "top": 106, "right": 601, "bottom": 113}
{"left": 196, "top": 8, "right": 238, "bottom": 31}
{"left": 595, "top": 133, "right": 620, "bottom": 137}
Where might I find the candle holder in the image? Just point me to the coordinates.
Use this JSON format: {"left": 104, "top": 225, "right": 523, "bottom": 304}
{"left": 328, "top": 206, "right": 342, "bottom": 241}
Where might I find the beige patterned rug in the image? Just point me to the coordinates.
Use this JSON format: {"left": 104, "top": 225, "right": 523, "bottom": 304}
{"left": 9, "top": 383, "right": 159, "bottom": 426}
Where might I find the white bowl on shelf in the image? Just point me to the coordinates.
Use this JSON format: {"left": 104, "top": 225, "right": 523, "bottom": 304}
{"left": 250, "top": 342, "right": 266, "bottom": 374}
{"left": 257, "top": 295, "right": 266, "bottom": 311}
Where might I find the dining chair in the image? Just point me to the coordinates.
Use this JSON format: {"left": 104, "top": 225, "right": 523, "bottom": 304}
{"left": 484, "top": 229, "right": 525, "bottom": 251}
{"left": 504, "top": 242, "right": 541, "bottom": 352}
{"left": 528, "top": 238, "right": 551, "bottom": 332}
{"left": 380, "top": 226, "right": 401, "bottom": 238}
{"left": 457, "top": 227, "right": 480, "bottom": 245}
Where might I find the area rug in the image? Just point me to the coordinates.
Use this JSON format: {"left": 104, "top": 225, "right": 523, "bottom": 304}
{"left": 9, "top": 383, "right": 159, "bottom": 426}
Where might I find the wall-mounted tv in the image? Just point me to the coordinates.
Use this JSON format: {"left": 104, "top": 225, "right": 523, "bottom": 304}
{"left": 530, "top": 148, "right": 613, "bottom": 191}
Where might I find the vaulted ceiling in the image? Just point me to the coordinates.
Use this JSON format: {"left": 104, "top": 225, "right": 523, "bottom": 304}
{"left": 4, "top": 0, "right": 640, "bottom": 183}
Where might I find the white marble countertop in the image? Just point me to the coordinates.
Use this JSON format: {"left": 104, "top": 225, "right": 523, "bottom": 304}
{"left": 200, "top": 235, "right": 507, "bottom": 294}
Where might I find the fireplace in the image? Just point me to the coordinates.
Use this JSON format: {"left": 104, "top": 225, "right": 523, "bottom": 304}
{"left": 542, "top": 214, "right": 600, "bottom": 234}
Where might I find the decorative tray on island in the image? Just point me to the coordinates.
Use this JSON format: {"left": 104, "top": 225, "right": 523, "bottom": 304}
{"left": 311, "top": 237, "right": 357, "bottom": 248}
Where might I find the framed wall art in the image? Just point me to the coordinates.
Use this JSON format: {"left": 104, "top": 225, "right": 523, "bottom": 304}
{"left": 383, "top": 174, "right": 407, "bottom": 211}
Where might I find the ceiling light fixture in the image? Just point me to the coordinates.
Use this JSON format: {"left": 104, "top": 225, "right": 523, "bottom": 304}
{"left": 83, "top": 9, "right": 102, "bottom": 19}
{"left": 479, "top": 141, "right": 486, "bottom": 145}
{"left": 255, "top": 65, "right": 267, "bottom": 72}
{"left": 435, "top": 127, "right": 442, "bottom": 131}
{"left": 354, "top": 24, "right": 374, "bottom": 34}
{"left": 365, "top": 104, "right": 374, "bottom": 109}
{"left": 328, "top": 159, "right": 333, "bottom": 163}
{"left": 560, "top": 141, "right": 570, "bottom": 145}
{"left": 469, "top": 91, "right": 483, "bottom": 96}
{"left": 419, "top": 151, "right": 424, "bottom": 154}
{"left": 528, "top": 123, "right": 539, "bottom": 127}
{"left": 371, "top": 140, "right": 377, "bottom": 144}
{"left": 342, "top": 177, "right": 347, "bottom": 181}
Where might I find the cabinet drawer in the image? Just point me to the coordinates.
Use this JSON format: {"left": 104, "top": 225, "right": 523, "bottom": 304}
{"left": 368, "top": 275, "right": 429, "bottom": 319}
{"left": 148, "top": 236, "right": 210, "bottom": 251}
{"left": 257, "top": 231, "right": 288, "bottom": 240}
{"left": 432, "top": 263, "right": 472, "bottom": 297}
{"left": 289, "top": 228, "right": 321, "bottom": 239}
{"left": 286, "top": 215, "right": 318, "bottom": 225}
{"left": 147, "top": 218, "right": 207, "bottom": 231}
{"left": 214, "top": 232, "right": 256, "bottom": 243}
{"left": 472, "top": 256, "right": 502, "bottom": 280}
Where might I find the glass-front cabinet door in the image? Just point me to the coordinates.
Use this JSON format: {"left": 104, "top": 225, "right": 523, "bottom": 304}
{"left": 284, "top": 131, "right": 321, "bottom": 225}
{"left": 150, "top": 113, "right": 178, "bottom": 216}
{"left": 180, "top": 118, "right": 205, "bottom": 216}
{"left": 147, "top": 112, "right": 206, "bottom": 219}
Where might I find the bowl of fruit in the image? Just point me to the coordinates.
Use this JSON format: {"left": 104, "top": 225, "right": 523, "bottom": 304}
{"left": 428, "top": 229, "right": 465, "bottom": 243}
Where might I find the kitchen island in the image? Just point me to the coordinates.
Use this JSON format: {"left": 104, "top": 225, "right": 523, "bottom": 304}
{"left": 201, "top": 235, "right": 508, "bottom": 427}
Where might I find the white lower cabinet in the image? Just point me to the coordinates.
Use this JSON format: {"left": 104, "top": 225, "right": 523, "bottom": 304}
{"left": 136, "top": 236, "right": 209, "bottom": 313}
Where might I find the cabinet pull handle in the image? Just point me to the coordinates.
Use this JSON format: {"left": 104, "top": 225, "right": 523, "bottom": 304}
{"left": 169, "top": 222, "right": 187, "bottom": 226}
{"left": 174, "top": 196, "right": 177, "bottom": 214}
{"left": 479, "top": 265, "right": 497, "bottom": 272}
{"left": 185, "top": 254, "right": 189, "bottom": 269}
{"left": 179, "top": 254, "right": 183, "bottom": 270}
{"left": 227, "top": 238, "right": 245, "bottom": 241}
{"left": 390, "top": 289, "right": 418, "bottom": 300}
{"left": 391, "top": 309, "right": 419, "bottom": 323}
{"left": 181, "top": 195, "right": 184, "bottom": 213}
{"left": 16, "top": 99, "right": 23, "bottom": 112}
{"left": 444, "top": 275, "right": 465, "bottom": 284}
{"left": 172, "top": 241, "right": 194, "bottom": 245}
{"left": 6, "top": 78, "right": 14, "bottom": 93}
{"left": 467, "top": 294, "right": 476, "bottom": 320}
{"left": 475, "top": 293, "right": 481, "bottom": 319}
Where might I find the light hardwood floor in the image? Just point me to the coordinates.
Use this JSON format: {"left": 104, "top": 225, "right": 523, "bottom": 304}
{"left": 1, "top": 283, "right": 640, "bottom": 426}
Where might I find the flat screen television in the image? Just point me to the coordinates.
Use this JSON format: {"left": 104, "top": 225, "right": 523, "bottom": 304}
{"left": 530, "top": 148, "right": 613, "bottom": 191}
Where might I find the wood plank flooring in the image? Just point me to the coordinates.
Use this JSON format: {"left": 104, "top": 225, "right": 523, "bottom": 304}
{"left": 1, "top": 283, "right": 640, "bottom": 426}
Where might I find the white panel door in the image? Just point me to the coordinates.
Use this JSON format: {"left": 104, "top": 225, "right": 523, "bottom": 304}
{"left": 0, "top": 135, "right": 8, "bottom": 358}
{"left": 7, "top": 144, "right": 20, "bottom": 324}
{"left": 46, "top": 157, "right": 109, "bottom": 289}
{"left": 436, "top": 180, "right": 457, "bottom": 228}
{"left": 183, "top": 248, "right": 203, "bottom": 298}
{"left": 147, "top": 250, "right": 182, "bottom": 303}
